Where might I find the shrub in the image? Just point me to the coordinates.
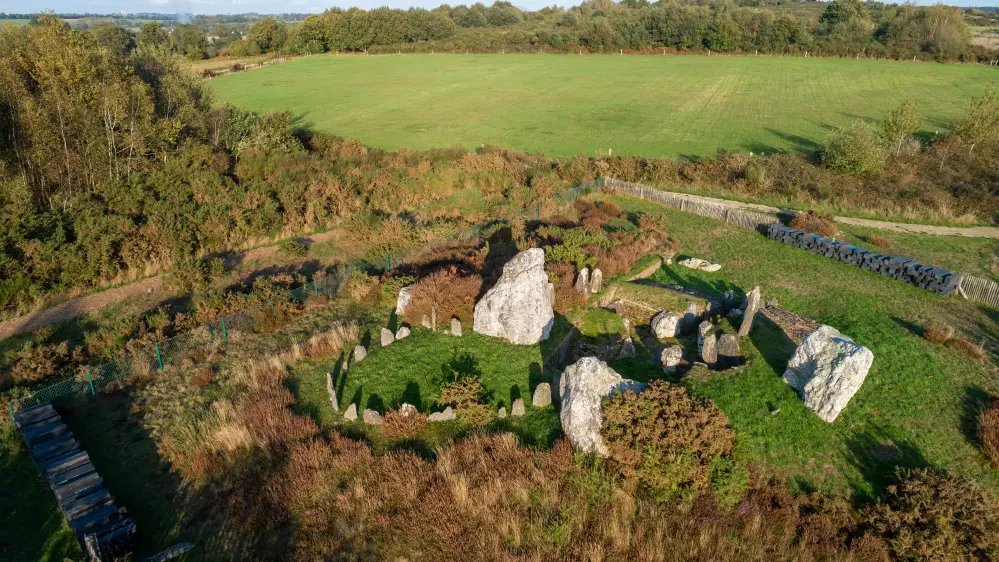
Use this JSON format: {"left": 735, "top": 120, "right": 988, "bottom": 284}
{"left": 922, "top": 325, "right": 953, "bottom": 344}
{"left": 979, "top": 398, "right": 999, "bottom": 466}
{"left": 745, "top": 161, "right": 767, "bottom": 188}
{"left": 8, "top": 339, "right": 83, "bottom": 385}
{"left": 862, "top": 468, "right": 999, "bottom": 561}
{"left": 601, "top": 380, "right": 743, "bottom": 503}
{"left": 402, "top": 269, "right": 482, "bottom": 327}
{"left": 438, "top": 378, "right": 492, "bottom": 427}
{"left": 867, "top": 236, "right": 894, "bottom": 250}
{"left": 277, "top": 239, "right": 309, "bottom": 258}
{"left": 789, "top": 210, "right": 838, "bottom": 237}
{"left": 823, "top": 120, "right": 889, "bottom": 176}
{"left": 382, "top": 409, "right": 428, "bottom": 440}
{"left": 952, "top": 336, "right": 986, "bottom": 361}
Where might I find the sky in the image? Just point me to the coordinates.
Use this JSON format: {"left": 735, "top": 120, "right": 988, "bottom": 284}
{"left": 1, "top": 0, "right": 996, "bottom": 17}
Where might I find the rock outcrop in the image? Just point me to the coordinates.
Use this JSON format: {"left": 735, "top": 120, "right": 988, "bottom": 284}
{"left": 473, "top": 248, "right": 555, "bottom": 345}
{"left": 559, "top": 357, "right": 644, "bottom": 456}
{"left": 782, "top": 325, "right": 874, "bottom": 422}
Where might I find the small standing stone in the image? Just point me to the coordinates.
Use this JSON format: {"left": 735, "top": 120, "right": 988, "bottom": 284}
{"left": 589, "top": 268, "right": 603, "bottom": 294}
{"left": 381, "top": 328, "right": 395, "bottom": 347}
{"left": 422, "top": 314, "right": 431, "bottom": 329}
{"left": 398, "top": 403, "right": 418, "bottom": 417}
{"left": 701, "top": 333, "right": 718, "bottom": 366}
{"left": 575, "top": 267, "right": 591, "bottom": 293}
{"left": 738, "top": 286, "right": 761, "bottom": 337}
{"left": 344, "top": 403, "right": 358, "bottom": 421}
{"left": 353, "top": 345, "right": 367, "bottom": 363}
{"left": 451, "top": 317, "right": 462, "bottom": 336}
{"left": 661, "top": 345, "right": 683, "bottom": 374}
{"left": 326, "top": 372, "right": 339, "bottom": 411}
{"left": 396, "top": 326, "right": 411, "bottom": 340}
{"left": 498, "top": 406, "right": 507, "bottom": 419}
{"left": 428, "top": 406, "right": 456, "bottom": 422}
{"left": 533, "top": 383, "right": 552, "bottom": 407}
{"left": 717, "top": 334, "right": 740, "bottom": 368}
{"left": 511, "top": 398, "right": 525, "bottom": 416}
{"left": 395, "top": 285, "right": 413, "bottom": 316}
{"left": 363, "top": 409, "right": 384, "bottom": 425}
{"left": 431, "top": 307, "right": 437, "bottom": 331}
{"left": 683, "top": 302, "right": 699, "bottom": 333}
{"left": 618, "top": 338, "right": 636, "bottom": 359}
{"left": 697, "top": 321, "right": 714, "bottom": 353}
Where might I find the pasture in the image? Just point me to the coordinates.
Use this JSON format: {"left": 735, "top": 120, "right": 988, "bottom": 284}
{"left": 211, "top": 54, "right": 998, "bottom": 158}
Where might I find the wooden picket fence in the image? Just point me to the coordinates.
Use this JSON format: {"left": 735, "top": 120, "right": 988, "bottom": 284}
{"left": 959, "top": 275, "right": 999, "bottom": 309}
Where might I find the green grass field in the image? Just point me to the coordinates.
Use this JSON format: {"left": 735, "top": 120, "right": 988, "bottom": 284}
{"left": 211, "top": 54, "right": 998, "bottom": 158}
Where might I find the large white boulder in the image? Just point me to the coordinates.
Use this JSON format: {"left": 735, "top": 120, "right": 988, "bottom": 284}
{"left": 559, "top": 357, "right": 644, "bottom": 456}
{"left": 782, "top": 325, "right": 874, "bottom": 423}
{"left": 473, "top": 248, "right": 555, "bottom": 345}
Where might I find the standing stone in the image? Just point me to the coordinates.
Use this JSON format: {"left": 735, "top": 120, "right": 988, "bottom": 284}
{"left": 701, "top": 333, "right": 718, "bottom": 366}
{"left": 548, "top": 282, "right": 555, "bottom": 305}
{"left": 533, "top": 383, "right": 553, "bottom": 407}
{"left": 363, "top": 409, "right": 383, "bottom": 425}
{"left": 473, "top": 248, "right": 555, "bottom": 345}
{"left": 428, "top": 406, "right": 456, "bottom": 422}
{"left": 738, "top": 285, "right": 761, "bottom": 337}
{"left": 651, "top": 311, "right": 682, "bottom": 340}
{"left": 590, "top": 269, "right": 603, "bottom": 294}
{"left": 451, "top": 317, "right": 462, "bottom": 337}
{"left": 575, "top": 267, "right": 591, "bottom": 293}
{"left": 380, "top": 328, "right": 394, "bottom": 347}
{"left": 511, "top": 398, "right": 526, "bottom": 417}
{"left": 431, "top": 307, "right": 437, "bottom": 331}
{"left": 782, "top": 325, "right": 874, "bottom": 423}
{"left": 618, "top": 338, "right": 636, "bottom": 359}
{"left": 396, "top": 326, "right": 411, "bottom": 340}
{"left": 398, "top": 403, "right": 418, "bottom": 417}
{"left": 421, "top": 314, "right": 431, "bottom": 329}
{"left": 326, "top": 372, "right": 339, "bottom": 411}
{"left": 353, "top": 345, "right": 367, "bottom": 363}
{"left": 559, "top": 357, "right": 644, "bottom": 456}
{"left": 717, "top": 334, "right": 740, "bottom": 368}
{"left": 697, "top": 321, "right": 714, "bottom": 353}
{"left": 344, "top": 403, "right": 358, "bottom": 421}
{"left": 660, "top": 345, "right": 683, "bottom": 374}
{"left": 395, "top": 285, "right": 413, "bottom": 316}
{"left": 683, "top": 302, "right": 699, "bottom": 334}
{"left": 498, "top": 406, "right": 507, "bottom": 418}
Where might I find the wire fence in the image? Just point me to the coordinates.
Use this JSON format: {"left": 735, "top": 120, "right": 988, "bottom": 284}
{"left": 7, "top": 180, "right": 605, "bottom": 416}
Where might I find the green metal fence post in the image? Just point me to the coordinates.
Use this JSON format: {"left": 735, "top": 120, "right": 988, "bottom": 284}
{"left": 314, "top": 280, "right": 319, "bottom": 298}
{"left": 86, "top": 370, "right": 95, "bottom": 396}
{"left": 155, "top": 343, "right": 164, "bottom": 371}
{"left": 537, "top": 201, "right": 541, "bottom": 220}
{"left": 7, "top": 402, "right": 13, "bottom": 420}
{"left": 221, "top": 316, "right": 228, "bottom": 343}
{"left": 386, "top": 254, "right": 391, "bottom": 271}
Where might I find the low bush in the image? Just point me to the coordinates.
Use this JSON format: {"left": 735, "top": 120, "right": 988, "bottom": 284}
{"left": 381, "top": 409, "right": 428, "bottom": 440}
{"left": 789, "top": 210, "right": 839, "bottom": 238}
{"left": 823, "top": 120, "right": 890, "bottom": 176}
{"left": 277, "top": 239, "right": 309, "bottom": 258}
{"left": 952, "top": 337, "right": 986, "bottom": 362}
{"left": 601, "top": 381, "right": 745, "bottom": 503}
{"left": 867, "top": 236, "right": 895, "bottom": 250}
{"left": 922, "top": 325, "right": 954, "bottom": 344}
{"left": 437, "top": 377, "right": 492, "bottom": 427}
{"left": 862, "top": 467, "right": 999, "bottom": 560}
{"left": 978, "top": 398, "right": 999, "bottom": 466}
{"left": 402, "top": 269, "right": 482, "bottom": 327}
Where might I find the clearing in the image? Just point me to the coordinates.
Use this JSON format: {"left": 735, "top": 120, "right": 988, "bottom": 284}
{"left": 211, "top": 53, "right": 997, "bottom": 158}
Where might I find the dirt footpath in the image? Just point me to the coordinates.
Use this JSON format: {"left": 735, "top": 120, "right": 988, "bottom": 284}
{"left": 0, "top": 229, "right": 342, "bottom": 341}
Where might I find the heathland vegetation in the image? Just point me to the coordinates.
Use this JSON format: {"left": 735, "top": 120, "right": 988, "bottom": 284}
{"left": 3, "top": 12, "right": 999, "bottom": 562}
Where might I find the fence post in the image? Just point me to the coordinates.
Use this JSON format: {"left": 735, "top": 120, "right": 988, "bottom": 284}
{"left": 387, "top": 255, "right": 391, "bottom": 271}
{"left": 537, "top": 201, "right": 541, "bottom": 220}
{"left": 86, "top": 370, "right": 95, "bottom": 396}
{"left": 7, "top": 402, "right": 13, "bottom": 420}
{"left": 221, "top": 316, "right": 228, "bottom": 343}
{"left": 155, "top": 343, "right": 164, "bottom": 371}
{"left": 314, "top": 280, "right": 320, "bottom": 298}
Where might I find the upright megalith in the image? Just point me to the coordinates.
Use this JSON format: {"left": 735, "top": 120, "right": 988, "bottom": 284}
{"left": 717, "top": 334, "right": 740, "bottom": 368}
{"left": 575, "top": 267, "right": 591, "bottom": 294}
{"left": 590, "top": 269, "right": 603, "bottom": 294}
{"left": 473, "top": 248, "right": 555, "bottom": 345}
{"left": 326, "top": 372, "right": 339, "bottom": 411}
{"left": 782, "top": 325, "right": 874, "bottom": 422}
{"left": 559, "top": 357, "right": 644, "bottom": 456}
{"left": 395, "top": 285, "right": 413, "bottom": 316}
{"left": 381, "top": 328, "right": 395, "bottom": 347}
{"left": 738, "top": 285, "right": 761, "bottom": 337}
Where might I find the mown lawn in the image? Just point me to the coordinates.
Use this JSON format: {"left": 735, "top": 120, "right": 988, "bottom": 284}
{"left": 598, "top": 193, "right": 999, "bottom": 498}
{"left": 211, "top": 54, "right": 995, "bottom": 158}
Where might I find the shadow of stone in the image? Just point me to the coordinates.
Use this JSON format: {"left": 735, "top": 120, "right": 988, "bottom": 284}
{"left": 889, "top": 315, "right": 925, "bottom": 339}
{"left": 400, "top": 381, "right": 425, "bottom": 411}
{"left": 751, "top": 313, "right": 798, "bottom": 376}
{"left": 366, "top": 393, "right": 385, "bottom": 413}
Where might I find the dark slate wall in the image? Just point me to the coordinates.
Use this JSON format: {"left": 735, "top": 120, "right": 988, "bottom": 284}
{"left": 767, "top": 224, "right": 961, "bottom": 296}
